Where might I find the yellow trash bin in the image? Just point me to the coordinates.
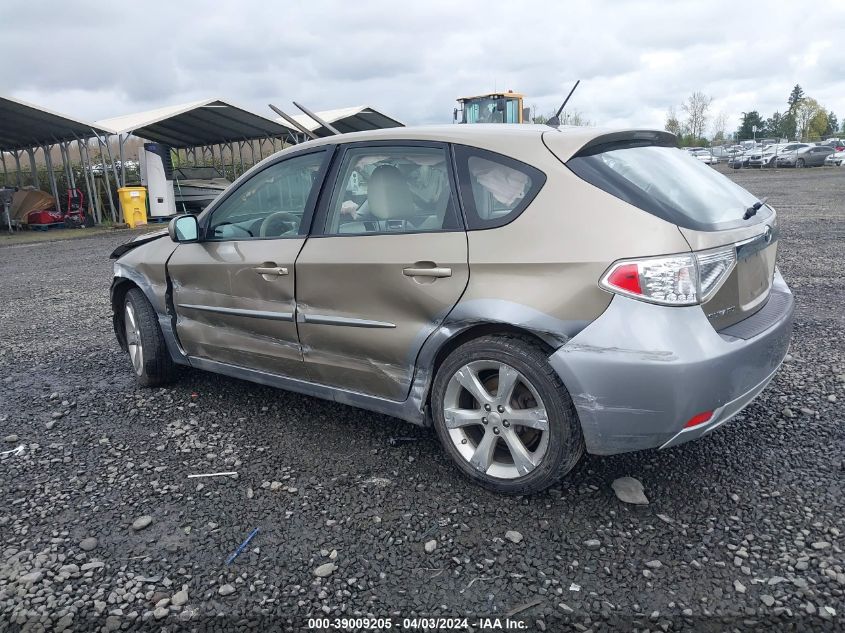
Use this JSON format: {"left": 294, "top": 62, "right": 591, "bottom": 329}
{"left": 118, "top": 187, "right": 148, "bottom": 228}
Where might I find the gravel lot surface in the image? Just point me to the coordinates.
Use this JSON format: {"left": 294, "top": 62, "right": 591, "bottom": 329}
{"left": 1, "top": 168, "right": 843, "bottom": 632}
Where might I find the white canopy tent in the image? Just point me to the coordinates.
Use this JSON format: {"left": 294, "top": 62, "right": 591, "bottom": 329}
{"left": 0, "top": 95, "right": 112, "bottom": 221}
{"left": 96, "top": 99, "right": 300, "bottom": 185}
{"left": 281, "top": 105, "right": 404, "bottom": 138}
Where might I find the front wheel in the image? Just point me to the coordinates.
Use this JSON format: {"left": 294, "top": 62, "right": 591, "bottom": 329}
{"left": 431, "top": 335, "right": 584, "bottom": 494}
{"left": 796, "top": 158, "right": 805, "bottom": 168}
{"left": 123, "top": 288, "right": 176, "bottom": 387}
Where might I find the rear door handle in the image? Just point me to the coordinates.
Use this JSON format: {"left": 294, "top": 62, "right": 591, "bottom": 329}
{"left": 253, "top": 266, "right": 288, "bottom": 276}
{"left": 403, "top": 266, "right": 452, "bottom": 278}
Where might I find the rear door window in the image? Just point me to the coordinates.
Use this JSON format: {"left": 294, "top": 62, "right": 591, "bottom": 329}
{"left": 453, "top": 145, "right": 546, "bottom": 230}
{"left": 567, "top": 144, "right": 767, "bottom": 231}
{"left": 323, "top": 145, "right": 461, "bottom": 235}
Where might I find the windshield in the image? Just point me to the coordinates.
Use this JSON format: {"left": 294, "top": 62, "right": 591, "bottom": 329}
{"left": 463, "top": 98, "right": 520, "bottom": 124}
{"left": 567, "top": 145, "right": 767, "bottom": 230}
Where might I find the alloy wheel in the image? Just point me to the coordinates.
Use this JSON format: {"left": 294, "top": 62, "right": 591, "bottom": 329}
{"left": 125, "top": 302, "right": 144, "bottom": 376}
{"left": 443, "top": 360, "right": 550, "bottom": 479}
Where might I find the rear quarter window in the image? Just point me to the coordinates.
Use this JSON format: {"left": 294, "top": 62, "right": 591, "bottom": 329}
{"left": 453, "top": 145, "right": 545, "bottom": 230}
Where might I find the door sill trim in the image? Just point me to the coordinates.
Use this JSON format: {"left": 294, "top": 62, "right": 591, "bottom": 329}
{"left": 187, "top": 356, "right": 423, "bottom": 424}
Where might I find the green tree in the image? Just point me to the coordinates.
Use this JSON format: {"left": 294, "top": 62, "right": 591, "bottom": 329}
{"left": 737, "top": 111, "right": 765, "bottom": 140}
{"left": 766, "top": 111, "right": 786, "bottom": 138}
{"left": 796, "top": 97, "right": 824, "bottom": 140}
{"left": 807, "top": 108, "right": 828, "bottom": 141}
{"left": 664, "top": 106, "right": 682, "bottom": 137}
{"left": 825, "top": 111, "right": 838, "bottom": 137}
{"left": 780, "top": 84, "right": 805, "bottom": 139}
{"left": 787, "top": 85, "right": 804, "bottom": 112}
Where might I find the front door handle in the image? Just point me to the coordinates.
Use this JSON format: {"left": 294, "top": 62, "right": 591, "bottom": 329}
{"left": 253, "top": 266, "right": 288, "bottom": 276}
{"left": 403, "top": 266, "right": 452, "bottom": 278}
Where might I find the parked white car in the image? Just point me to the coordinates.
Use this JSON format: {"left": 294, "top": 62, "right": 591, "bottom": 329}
{"left": 690, "top": 149, "right": 718, "bottom": 165}
{"left": 824, "top": 150, "right": 845, "bottom": 166}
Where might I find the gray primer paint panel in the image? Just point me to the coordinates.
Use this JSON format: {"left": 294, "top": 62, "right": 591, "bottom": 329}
{"left": 548, "top": 270, "right": 793, "bottom": 455}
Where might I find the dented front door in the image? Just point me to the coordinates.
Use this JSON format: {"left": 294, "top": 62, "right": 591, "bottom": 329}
{"left": 167, "top": 148, "right": 330, "bottom": 378}
{"left": 168, "top": 239, "right": 307, "bottom": 378}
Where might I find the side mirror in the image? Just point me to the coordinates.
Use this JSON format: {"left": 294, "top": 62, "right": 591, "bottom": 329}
{"left": 168, "top": 215, "right": 199, "bottom": 243}
{"left": 496, "top": 98, "right": 506, "bottom": 112}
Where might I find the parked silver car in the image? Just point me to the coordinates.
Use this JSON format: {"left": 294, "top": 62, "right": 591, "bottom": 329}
{"left": 748, "top": 143, "right": 809, "bottom": 167}
{"left": 110, "top": 124, "right": 793, "bottom": 494}
{"left": 776, "top": 145, "right": 834, "bottom": 167}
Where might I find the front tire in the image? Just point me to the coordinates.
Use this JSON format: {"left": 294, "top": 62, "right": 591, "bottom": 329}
{"left": 796, "top": 158, "right": 805, "bottom": 168}
{"left": 123, "top": 288, "right": 176, "bottom": 387}
{"left": 431, "top": 335, "right": 584, "bottom": 494}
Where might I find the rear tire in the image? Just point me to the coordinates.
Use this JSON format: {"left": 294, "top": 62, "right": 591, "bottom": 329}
{"left": 431, "top": 335, "right": 584, "bottom": 494}
{"left": 796, "top": 158, "right": 805, "bottom": 168}
{"left": 123, "top": 288, "right": 176, "bottom": 387}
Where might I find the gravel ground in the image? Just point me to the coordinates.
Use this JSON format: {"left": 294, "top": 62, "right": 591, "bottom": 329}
{"left": 1, "top": 168, "right": 843, "bottom": 632}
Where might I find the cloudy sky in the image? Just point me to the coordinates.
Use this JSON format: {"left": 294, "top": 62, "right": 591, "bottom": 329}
{"left": 4, "top": 1, "right": 845, "bottom": 135}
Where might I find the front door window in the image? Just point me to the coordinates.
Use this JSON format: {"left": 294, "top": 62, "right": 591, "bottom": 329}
{"left": 208, "top": 152, "right": 326, "bottom": 240}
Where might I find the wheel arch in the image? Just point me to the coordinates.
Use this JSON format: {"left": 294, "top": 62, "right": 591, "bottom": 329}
{"left": 110, "top": 277, "right": 140, "bottom": 351}
{"left": 430, "top": 324, "right": 555, "bottom": 381}
{"left": 411, "top": 301, "right": 587, "bottom": 426}
{"left": 110, "top": 270, "right": 189, "bottom": 365}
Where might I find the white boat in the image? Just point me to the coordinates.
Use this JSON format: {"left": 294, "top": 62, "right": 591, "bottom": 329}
{"left": 173, "top": 167, "right": 231, "bottom": 210}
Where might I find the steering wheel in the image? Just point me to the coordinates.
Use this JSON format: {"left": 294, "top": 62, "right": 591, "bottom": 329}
{"left": 259, "top": 212, "right": 299, "bottom": 237}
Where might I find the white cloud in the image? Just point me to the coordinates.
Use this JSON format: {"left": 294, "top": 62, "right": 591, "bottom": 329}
{"left": 2, "top": 0, "right": 844, "bottom": 136}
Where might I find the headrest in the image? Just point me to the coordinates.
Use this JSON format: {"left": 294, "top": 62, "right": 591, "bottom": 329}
{"left": 367, "top": 165, "right": 414, "bottom": 219}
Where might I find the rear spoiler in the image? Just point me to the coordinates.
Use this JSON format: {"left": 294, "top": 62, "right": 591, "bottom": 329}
{"left": 573, "top": 130, "right": 677, "bottom": 158}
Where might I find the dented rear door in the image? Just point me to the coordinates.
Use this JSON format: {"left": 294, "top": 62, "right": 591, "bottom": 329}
{"left": 295, "top": 142, "right": 469, "bottom": 401}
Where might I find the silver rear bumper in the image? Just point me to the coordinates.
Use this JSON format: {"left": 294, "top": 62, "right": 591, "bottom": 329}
{"left": 549, "top": 270, "right": 794, "bottom": 455}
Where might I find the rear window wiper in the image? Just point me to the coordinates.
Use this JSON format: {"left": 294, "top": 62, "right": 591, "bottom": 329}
{"left": 743, "top": 197, "right": 768, "bottom": 220}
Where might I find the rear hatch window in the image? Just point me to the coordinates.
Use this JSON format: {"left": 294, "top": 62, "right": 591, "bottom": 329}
{"left": 566, "top": 144, "right": 771, "bottom": 231}
{"left": 564, "top": 139, "right": 778, "bottom": 330}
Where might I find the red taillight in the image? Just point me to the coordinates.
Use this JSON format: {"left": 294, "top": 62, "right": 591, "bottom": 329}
{"left": 605, "top": 263, "right": 641, "bottom": 295}
{"left": 684, "top": 411, "right": 714, "bottom": 428}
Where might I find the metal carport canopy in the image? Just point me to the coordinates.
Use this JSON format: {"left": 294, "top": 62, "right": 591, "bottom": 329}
{"left": 95, "top": 98, "right": 296, "bottom": 147}
{"left": 286, "top": 105, "right": 404, "bottom": 138}
{"left": 0, "top": 95, "right": 108, "bottom": 151}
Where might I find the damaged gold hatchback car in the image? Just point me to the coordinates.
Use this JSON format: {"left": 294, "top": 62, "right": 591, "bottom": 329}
{"left": 111, "top": 125, "right": 793, "bottom": 494}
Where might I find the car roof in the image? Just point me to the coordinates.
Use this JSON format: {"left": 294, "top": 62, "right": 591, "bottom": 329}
{"left": 283, "top": 124, "right": 673, "bottom": 164}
